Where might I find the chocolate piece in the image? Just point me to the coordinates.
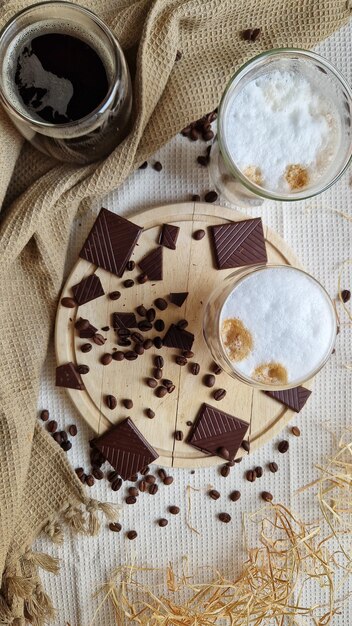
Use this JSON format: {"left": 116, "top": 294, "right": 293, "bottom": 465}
{"left": 163, "top": 323, "right": 194, "bottom": 351}
{"left": 56, "top": 363, "right": 84, "bottom": 390}
{"left": 138, "top": 247, "right": 163, "bottom": 280}
{"left": 187, "top": 403, "right": 249, "bottom": 460}
{"left": 265, "top": 386, "right": 312, "bottom": 413}
{"left": 159, "top": 224, "right": 180, "bottom": 250}
{"left": 79, "top": 208, "right": 143, "bottom": 277}
{"left": 72, "top": 274, "right": 104, "bottom": 305}
{"left": 169, "top": 292, "right": 188, "bottom": 307}
{"left": 112, "top": 312, "right": 137, "bottom": 330}
{"left": 211, "top": 218, "right": 267, "bottom": 269}
{"left": 94, "top": 418, "right": 158, "bottom": 480}
{"left": 79, "top": 323, "right": 97, "bottom": 338}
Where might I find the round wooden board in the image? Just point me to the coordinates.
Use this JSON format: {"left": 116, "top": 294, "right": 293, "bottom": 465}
{"left": 55, "top": 202, "right": 311, "bottom": 468}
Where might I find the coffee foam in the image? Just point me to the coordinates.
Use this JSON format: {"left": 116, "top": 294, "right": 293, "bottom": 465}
{"left": 220, "top": 267, "right": 336, "bottom": 385}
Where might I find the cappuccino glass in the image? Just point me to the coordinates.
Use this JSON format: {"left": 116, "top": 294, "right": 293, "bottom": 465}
{"left": 0, "top": 2, "right": 132, "bottom": 164}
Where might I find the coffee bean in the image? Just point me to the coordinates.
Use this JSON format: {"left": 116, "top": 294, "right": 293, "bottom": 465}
{"left": 109, "top": 522, "right": 122, "bottom": 532}
{"left": 109, "top": 291, "right": 121, "bottom": 300}
{"left": 158, "top": 518, "right": 168, "bottom": 527}
{"left": 154, "top": 355, "right": 164, "bottom": 368}
{"left": 278, "top": 440, "right": 289, "bottom": 453}
{"left": 149, "top": 483, "right": 158, "bottom": 495}
{"left": 129, "top": 474, "right": 139, "bottom": 482}
{"left": 127, "top": 530, "right": 137, "bottom": 540}
{"left": 139, "top": 161, "right": 148, "bottom": 169}
{"left": 145, "top": 408, "right": 155, "bottom": 419}
{"left": 136, "top": 305, "right": 147, "bottom": 317}
{"left": 213, "top": 388, "right": 226, "bottom": 401}
{"left": 140, "top": 466, "right": 150, "bottom": 475}
{"left": 212, "top": 363, "right": 222, "bottom": 375}
{"left": 52, "top": 432, "right": 63, "bottom": 445}
{"left": 153, "top": 337, "right": 163, "bottom": 349}
{"left": 154, "top": 319, "right": 165, "bottom": 332}
{"left": 135, "top": 344, "right": 144, "bottom": 355}
{"left": 125, "top": 351, "right": 138, "bottom": 360}
{"left": 193, "top": 229, "right": 205, "bottom": 240}
{"left": 162, "top": 379, "right": 173, "bottom": 388}
{"left": 79, "top": 473, "right": 87, "bottom": 484}
{"left": 158, "top": 468, "right": 167, "bottom": 480}
{"left": 209, "top": 489, "right": 220, "bottom": 500}
{"left": 241, "top": 440, "right": 250, "bottom": 452}
{"left": 163, "top": 476, "right": 173, "bottom": 485}
{"left": 138, "top": 320, "right": 153, "bottom": 331}
{"left": 101, "top": 353, "right": 112, "bottom": 366}
{"left": 118, "top": 328, "right": 131, "bottom": 337}
{"left": 220, "top": 464, "right": 230, "bottom": 477}
{"left": 156, "top": 386, "right": 168, "bottom": 398}
{"left": 175, "top": 430, "right": 183, "bottom": 441}
{"left": 190, "top": 362, "right": 200, "bottom": 375}
{"left": 246, "top": 470, "right": 256, "bottom": 482}
{"left": 81, "top": 343, "right": 92, "bottom": 353}
{"left": 61, "top": 297, "right": 76, "bottom": 308}
{"left": 40, "top": 409, "right": 49, "bottom": 421}
{"left": 261, "top": 491, "right": 273, "bottom": 502}
{"left": 268, "top": 461, "right": 278, "bottom": 473}
{"left": 77, "top": 364, "right": 89, "bottom": 374}
{"left": 230, "top": 490, "right": 241, "bottom": 502}
{"left": 202, "top": 129, "right": 214, "bottom": 141}
{"left": 291, "top": 426, "right": 301, "bottom": 437}
{"left": 218, "top": 512, "right": 231, "bottom": 523}
{"left": 127, "top": 260, "right": 135, "bottom": 271}
{"left": 93, "top": 334, "right": 105, "bottom": 345}
{"left": 217, "top": 446, "right": 230, "bottom": 459}
{"left": 169, "top": 505, "right": 180, "bottom": 515}
{"left": 75, "top": 317, "right": 90, "bottom": 331}
{"left": 191, "top": 194, "right": 201, "bottom": 202}
{"left": 59, "top": 430, "right": 68, "bottom": 443}
{"left": 131, "top": 331, "right": 144, "bottom": 343}
{"left": 111, "top": 478, "right": 122, "bottom": 491}
{"left": 146, "top": 377, "right": 157, "bottom": 388}
{"left": 176, "top": 356, "right": 187, "bottom": 366}
{"left": 101, "top": 326, "right": 110, "bottom": 332}
{"left": 175, "top": 49, "right": 182, "bottom": 61}
{"left": 197, "top": 155, "right": 209, "bottom": 167}
{"left": 177, "top": 319, "right": 188, "bottom": 329}
{"left": 118, "top": 338, "right": 131, "bottom": 347}
{"left": 68, "top": 424, "right": 78, "bottom": 437}
{"left": 341, "top": 289, "right": 351, "bottom": 303}
{"left": 154, "top": 298, "right": 167, "bottom": 311}
{"left": 138, "top": 273, "right": 148, "bottom": 284}
{"left": 182, "top": 351, "right": 193, "bottom": 359}
{"left": 124, "top": 279, "right": 134, "bottom": 288}
{"left": 153, "top": 161, "right": 162, "bottom": 172}
{"left": 234, "top": 458, "right": 242, "bottom": 464}
{"left": 47, "top": 420, "right": 58, "bottom": 433}
{"left": 93, "top": 468, "right": 104, "bottom": 480}
{"left": 108, "top": 470, "right": 119, "bottom": 482}
{"left": 167, "top": 385, "right": 176, "bottom": 393}
{"left": 122, "top": 399, "right": 133, "bottom": 410}
{"left": 154, "top": 368, "right": 163, "bottom": 380}
{"left": 146, "top": 308, "right": 156, "bottom": 322}
{"left": 255, "top": 466, "right": 263, "bottom": 478}
{"left": 112, "top": 351, "right": 125, "bottom": 361}
{"left": 126, "top": 496, "right": 137, "bottom": 504}
{"left": 89, "top": 438, "right": 98, "bottom": 448}
{"left": 139, "top": 480, "right": 147, "bottom": 492}
{"left": 204, "top": 190, "right": 218, "bottom": 203}
{"left": 204, "top": 374, "right": 215, "bottom": 388}
{"left": 143, "top": 339, "right": 153, "bottom": 350}
{"left": 145, "top": 474, "right": 156, "bottom": 484}
{"left": 106, "top": 394, "right": 117, "bottom": 410}
{"left": 75, "top": 467, "right": 84, "bottom": 478}
{"left": 190, "top": 127, "right": 200, "bottom": 140}
{"left": 61, "top": 440, "right": 72, "bottom": 452}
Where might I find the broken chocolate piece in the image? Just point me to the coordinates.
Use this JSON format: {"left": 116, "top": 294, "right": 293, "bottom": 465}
{"left": 138, "top": 247, "right": 163, "bottom": 280}
{"left": 79, "top": 323, "right": 98, "bottom": 338}
{"left": 112, "top": 312, "right": 137, "bottom": 329}
{"left": 72, "top": 274, "right": 104, "bottom": 305}
{"left": 56, "top": 363, "right": 85, "bottom": 390}
{"left": 163, "top": 323, "right": 194, "bottom": 351}
{"left": 159, "top": 224, "right": 180, "bottom": 250}
{"left": 169, "top": 292, "right": 188, "bottom": 307}
{"left": 211, "top": 218, "right": 267, "bottom": 269}
{"left": 188, "top": 403, "right": 249, "bottom": 460}
{"left": 265, "top": 386, "right": 312, "bottom": 413}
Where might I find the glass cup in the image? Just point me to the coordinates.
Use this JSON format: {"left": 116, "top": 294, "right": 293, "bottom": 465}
{"left": 209, "top": 49, "right": 352, "bottom": 207}
{"left": 0, "top": 1, "right": 132, "bottom": 164}
{"left": 203, "top": 265, "right": 337, "bottom": 390}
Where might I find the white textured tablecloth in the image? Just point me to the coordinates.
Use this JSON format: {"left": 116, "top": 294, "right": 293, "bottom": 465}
{"left": 35, "top": 21, "right": 352, "bottom": 626}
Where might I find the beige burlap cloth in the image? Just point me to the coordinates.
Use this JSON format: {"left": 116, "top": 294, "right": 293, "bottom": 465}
{"left": 0, "top": 0, "right": 350, "bottom": 623}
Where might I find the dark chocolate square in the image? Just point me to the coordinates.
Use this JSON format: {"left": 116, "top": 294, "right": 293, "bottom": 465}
{"left": 56, "top": 363, "right": 85, "bottom": 390}
{"left": 169, "top": 292, "right": 188, "bottom": 307}
{"left": 211, "top": 218, "right": 267, "bottom": 269}
{"left": 138, "top": 247, "right": 163, "bottom": 280}
{"left": 72, "top": 274, "right": 104, "bottom": 306}
{"left": 159, "top": 224, "right": 180, "bottom": 250}
{"left": 79, "top": 323, "right": 97, "bottom": 338}
{"left": 163, "top": 324, "right": 194, "bottom": 351}
{"left": 265, "top": 386, "right": 312, "bottom": 413}
{"left": 112, "top": 312, "right": 137, "bottom": 329}
{"left": 188, "top": 403, "right": 249, "bottom": 460}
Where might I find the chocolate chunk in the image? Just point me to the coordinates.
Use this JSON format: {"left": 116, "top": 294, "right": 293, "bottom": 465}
{"left": 169, "top": 292, "right": 188, "bottom": 307}
{"left": 175, "top": 49, "right": 182, "bottom": 61}
{"left": 79, "top": 208, "right": 143, "bottom": 277}
{"left": 138, "top": 247, "right": 163, "bottom": 280}
{"left": 265, "top": 386, "right": 312, "bottom": 413}
{"left": 61, "top": 297, "right": 76, "bottom": 308}
{"left": 72, "top": 274, "right": 104, "bottom": 305}
{"left": 242, "top": 27, "right": 261, "bottom": 42}
{"left": 112, "top": 312, "right": 137, "bottom": 330}
{"left": 188, "top": 403, "right": 249, "bottom": 460}
{"left": 211, "top": 218, "right": 267, "bottom": 269}
{"left": 159, "top": 224, "right": 180, "bottom": 250}
{"left": 56, "top": 363, "right": 84, "bottom": 390}
{"left": 94, "top": 418, "right": 158, "bottom": 480}
{"left": 79, "top": 323, "right": 98, "bottom": 338}
{"left": 163, "top": 324, "right": 194, "bottom": 351}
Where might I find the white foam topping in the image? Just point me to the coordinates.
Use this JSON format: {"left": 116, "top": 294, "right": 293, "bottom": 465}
{"left": 224, "top": 70, "right": 340, "bottom": 193}
{"left": 220, "top": 267, "right": 336, "bottom": 384}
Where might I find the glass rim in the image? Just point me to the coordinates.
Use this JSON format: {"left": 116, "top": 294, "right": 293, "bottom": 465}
{"left": 205, "top": 264, "right": 337, "bottom": 390}
{"left": 0, "top": 0, "right": 120, "bottom": 130}
{"left": 218, "top": 48, "right": 352, "bottom": 202}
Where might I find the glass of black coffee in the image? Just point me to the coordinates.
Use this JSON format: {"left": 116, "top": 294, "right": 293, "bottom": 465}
{"left": 0, "top": 2, "right": 132, "bottom": 164}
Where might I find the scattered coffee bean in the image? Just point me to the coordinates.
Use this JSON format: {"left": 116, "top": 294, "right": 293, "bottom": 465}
{"left": 79, "top": 473, "right": 87, "bottom": 484}
{"left": 118, "top": 328, "right": 131, "bottom": 337}
{"left": 158, "top": 469, "right": 167, "bottom": 480}
{"left": 176, "top": 356, "right": 187, "bottom": 366}
{"left": 127, "top": 487, "right": 138, "bottom": 498}
{"left": 242, "top": 27, "right": 261, "bottom": 42}
{"left": 204, "top": 190, "right": 218, "bottom": 203}
{"left": 146, "top": 377, "right": 157, "bottom": 388}
{"left": 278, "top": 440, "right": 289, "bottom": 453}
{"left": 146, "top": 308, "right": 156, "bottom": 322}
{"left": 106, "top": 394, "right": 117, "bottom": 410}
{"left": 101, "top": 326, "right": 110, "bottom": 332}
{"left": 111, "top": 478, "right": 123, "bottom": 492}
{"left": 291, "top": 426, "right": 301, "bottom": 437}
{"left": 127, "top": 530, "right": 137, "bottom": 540}
{"left": 154, "top": 368, "right": 163, "bottom": 380}
{"left": 138, "top": 320, "right": 153, "bottom": 331}
{"left": 220, "top": 464, "right": 230, "bottom": 477}
{"left": 197, "top": 155, "right": 209, "bottom": 167}
{"left": 226, "top": 460, "right": 235, "bottom": 467}
{"left": 75, "top": 317, "right": 89, "bottom": 331}
{"left": 125, "top": 351, "right": 138, "bottom": 360}
{"left": 154, "top": 355, "right": 164, "bottom": 368}
{"left": 149, "top": 483, "right": 158, "bottom": 495}
{"left": 167, "top": 385, "right": 176, "bottom": 393}
{"left": 109, "top": 522, "right": 122, "bottom": 532}
{"left": 143, "top": 339, "right": 153, "bottom": 350}
{"left": 101, "top": 353, "right": 112, "bottom": 366}
{"left": 218, "top": 512, "right": 231, "bottom": 523}
{"left": 139, "top": 480, "right": 147, "bottom": 492}
{"left": 123, "top": 399, "right": 133, "bottom": 410}
{"left": 176, "top": 320, "right": 188, "bottom": 331}
{"left": 136, "top": 304, "right": 147, "bottom": 317}
{"left": 213, "top": 388, "right": 226, "bottom": 401}
{"left": 124, "top": 279, "right": 134, "bottom": 288}
{"left": 169, "top": 505, "right": 180, "bottom": 515}
{"left": 131, "top": 331, "right": 144, "bottom": 343}
{"left": 153, "top": 161, "right": 162, "bottom": 172}
{"left": 138, "top": 273, "right": 148, "bottom": 284}
{"left": 175, "top": 430, "right": 183, "bottom": 441}
{"left": 204, "top": 374, "right": 215, "bottom": 388}
{"left": 190, "top": 362, "right": 200, "bottom": 375}
{"left": 212, "top": 363, "right": 222, "bottom": 375}
{"left": 75, "top": 467, "right": 84, "bottom": 478}
{"left": 268, "top": 461, "right": 278, "bottom": 473}
{"left": 135, "top": 344, "right": 144, "bottom": 355}
{"left": 209, "top": 489, "right": 220, "bottom": 500}
{"left": 130, "top": 474, "right": 139, "bottom": 482}
{"left": 145, "top": 474, "right": 156, "bottom": 484}
{"left": 175, "top": 49, "right": 182, "bottom": 61}
{"left": 77, "top": 364, "right": 89, "bottom": 374}
{"left": 234, "top": 458, "right": 242, "bottom": 464}
{"left": 193, "top": 229, "right": 205, "bottom": 240}
{"left": 109, "top": 291, "right": 121, "bottom": 300}
{"left": 93, "top": 334, "right": 105, "bottom": 345}
{"left": 156, "top": 386, "right": 168, "bottom": 398}
{"left": 89, "top": 438, "right": 98, "bottom": 448}
{"left": 230, "top": 490, "right": 241, "bottom": 502}
{"left": 241, "top": 440, "right": 250, "bottom": 452}
{"left": 154, "top": 298, "right": 167, "bottom": 311}
{"left": 341, "top": 289, "right": 351, "bottom": 303}
{"left": 162, "top": 379, "right": 173, "bottom": 387}
{"left": 255, "top": 466, "right": 263, "bottom": 478}
{"left": 139, "top": 161, "right": 148, "bottom": 169}
{"left": 112, "top": 351, "right": 125, "bottom": 361}
{"left": 158, "top": 518, "right": 168, "bottom": 527}
{"left": 145, "top": 408, "right": 155, "bottom": 419}
{"left": 153, "top": 337, "right": 163, "bottom": 349}
{"left": 217, "top": 446, "right": 230, "bottom": 459}
{"left": 203, "top": 129, "right": 214, "bottom": 141}
{"left": 127, "top": 260, "right": 135, "bottom": 271}
{"left": 140, "top": 465, "right": 150, "bottom": 475}
{"left": 81, "top": 343, "right": 92, "bottom": 353}
{"left": 246, "top": 470, "right": 256, "bottom": 482}
{"left": 61, "top": 297, "right": 76, "bottom": 308}
{"left": 68, "top": 424, "right": 78, "bottom": 437}
{"left": 261, "top": 491, "right": 273, "bottom": 502}
{"left": 126, "top": 496, "right": 137, "bottom": 504}
{"left": 61, "top": 441, "right": 72, "bottom": 452}
{"left": 93, "top": 468, "right": 104, "bottom": 480}
{"left": 191, "top": 194, "right": 201, "bottom": 202}
{"left": 163, "top": 476, "right": 173, "bottom": 485}
{"left": 52, "top": 432, "right": 63, "bottom": 445}
{"left": 40, "top": 409, "right": 49, "bottom": 421}
{"left": 47, "top": 420, "right": 58, "bottom": 433}
{"left": 118, "top": 338, "right": 131, "bottom": 347}
{"left": 60, "top": 430, "right": 68, "bottom": 443}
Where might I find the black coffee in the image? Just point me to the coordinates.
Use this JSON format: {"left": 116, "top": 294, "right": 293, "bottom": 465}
{"left": 15, "top": 33, "right": 109, "bottom": 123}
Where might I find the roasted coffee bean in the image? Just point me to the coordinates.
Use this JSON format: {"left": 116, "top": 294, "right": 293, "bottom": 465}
{"left": 75, "top": 467, "right": 84, "bottom": 478}
{"left": 197, "top": 155, "right": 209, "bottom": 167}
{"left": 93, "top": 334, "right": 105, "bottom": 345}
{"left": 218, "top": 512, "right": 231, "bottom": 523}
{"left": 154, "top": 319, "right": 165, "bottom": 332}
{"left": 191, "top": 194, "right": 201, "bottom": 202}
{"left": 106, "top": 394, "right": 117, "bottom": 410}
{"left": 138, "top": 320, "right": 153, "bottom": 331}
{"left": 154, "top": 368, "right": 163, "bottom": 380}
{"left": 139, "top": 161, "right": 148, "bottom": 169}
{"left": 291, "top": 426, "right": 301, "bottom": 437}
{"left": 234, "top": 457, "right": 242, "bottom": 464}
{"left": 61, "top": 296, "right": 76, "bottom": 308}
{"left": 127, "top": 530, "right": 137, "bottom": 540}
{"left": 213, "top": 388, "right": 226, "bottom": 401}
{"left": 149, "top": 483, "right": 158, "bottom": 495}
{"left": 146, "top": 308, "right": 156, "bottom": 322}
{"left": 101, "top": 326, "right": 110, "bottom": 332}
{"left": 93, "top": 468, "right": 104, "bottom": 480}
{"left": 175, "top": 430, "right": 183, "bottom": 441}
{"left": 156, "top": 386, "right": 168, "bottom": 398}
{"left": 138, "top": 273, "right": 148, "bottom": 284}
{"left": 241, "top": 440, "right": 250, "bottom": 452}
{"left": 89, "top": 438, "right": 98, "bottom": 448}
{"left": 153, "top": 337, "right": 163, "bottom": 349}
{"left": 75, "top": 317, "right": 90, "bottom": 331}
{"left": 278, "top": 440, "right": 289, "bottom": 453}
{"left": 341, "top": 289, "right": 351, "bottom": 302}
{"left": 158, "top": 468, "right": 167, "bottom": 481}
{"left": 145, "top": 474, "right": 156, "bottom": 484}
{"left": 124, "top": 279, "right": 134, "bottom": 288}
{"left": 139, "top": 480, "right": 147, "bottom": 492}
{"left": 246, "top": 470, "right": 256, "bottom": 482}
{"left": 126, "top": 496, "right": 137, "bottom": 504}
{"left": 118, "top": 338, "right": 131, "bottom": 347}
{"left": 143, "top": 339, "right": 153, "bottom": 350}
{"left": 81, "top": 343, "right": 92, "bottom": 353}
{"left": 220, "top": 464, "right": 230, "bottom": 477}
{"left": 193, "top": 229, "right": 205, "bottom": 240}
{"left": 101, "top": 353, "right": 112, "bottom": 365}
{"left": 163, "top": 476, "right": 173, "bottom": 485}
{"left": 167, "top": 385, "right": 176, "bottom": 393}
{"left": 125, "top": 351, "right": 138, "bottom": 360}
{"left": 84, "top": 474, "right": 94, "bottom": 486}
{"left": 146, "top": 377, "right": 158, "bottom": 388}
{"left": 112, "top": 351, "right": 125, "bottom": 361}
{"left": 190, "top": 127, "right": 200, "bottom": 140}
{"left": 68, "top": 424, "right": 78, "bottom": 437}
{"left": 204, "top": 190, "right": 218, "bottom": 203}
{"left": 79, "top": 473, "right": 87, "bottom": 484}
{"left": 175, "top": 49, "right": 182, "bottom": 61}
{"left": 61, "top": 441, "right": 72, "bottom": 452}
{"left": 230, "top": 490, "right": 241, "bottom": 502}
{"left": 255, "top": 466, "right": 263, "bottom": 478}
{"left": 47, "top": 420, "right": 58, "bottom": 433}
{"left": 190, "top": 362, "right": 200, "bottom": 375}
{"left": 268, "top": 461, "right": 278, "bottom": 473}
{"left": 154, "top": 355, "right": 164, "bottom": 368}
{"left": 146, "top": 408, "right": 155, "bottom": 419}
{"left": 77, "top": 364, "right": 89, "bottom": 374}
{"left": 109, "top": 291, "right": 121, "bottom": 300}
{"left": 117, "top": 328, "right": 131, "bottom": 337}
{"left": 217, "top": 446, "right": 230, "bottom": 459}
{"left": 183, "top": 350, "right": 194, "bottom": 358}
{"left": 136, "top": 304, "right": 147, "bottom": 317}
{"left": 108, "top": 470, "right": 119, "bottom": 482}
{"left": 40, "top": 409, "right": 49, "bottom": 421}
{"left": 127, "top": 260, "right": 135, "bottom": 271}
{"left": 111, "top": 478, "right": 123, "bottom": 491}
{"left": 123, "top": 399, "right": 133, "bottom": 410}
{"left": 209, "top": 489, "right": 220, "bottom": 500}
{"left": 109, "top": 522, "right": 122, "bottom": 532}
{"left": 226, "top": 460, "right": 235, "bottom": 467}
{"left": 129, "top": 474, "right": 139, "bottom": 482}
{"left": 169, "top": 505, "right": 180, "bottom": 515}
{"left": 176, "top": 356, "right": 187, "bottom": 366}
{"left": 212, "top": 363, "right": 222, "bottom": 375}
{"left": 153, "top": 161, "right": 162, "bottom": 172}
{"left": 158, "top": 518, "right": 168, "bottom": 527}
{"left": 203, "top": 129, "right": 214, "bottom": 141}
{"left": 154, "top": 298, "right": 167, "bottom": 311}
{"left": 162, "top": 379, "right": 173, "bottom": 388}
{"left": 131, "top": 331, "right": 144, "bottom": 344}
{"left": 52, "top": 432, "right": 63, "bottom": 445}
{"left": 261, "top": 491, "right": 273, "bottom": 502}
{"left": 204, "top": 374, "right": 215, "bottom": 388}
{"left": 177, "top": 319, "right": 188, "bottom": 329}
{"left": 60, "top": 430, "right": 68, "bottom": 443}
{"left": 134, "top": 344, "right": 144, "bottom": 355}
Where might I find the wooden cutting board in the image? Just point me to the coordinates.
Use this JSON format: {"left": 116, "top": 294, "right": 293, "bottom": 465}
{"left": 55, "top": 201, "right": 311, "bottom": 468}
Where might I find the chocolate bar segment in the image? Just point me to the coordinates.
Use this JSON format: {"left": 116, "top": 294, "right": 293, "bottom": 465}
{"left": 163, "top": 323, "right": 194, "bottom": 351}
{"left": 72, "top": 274, "right": 104, "bottom": 306}
{"left": 79, "top": 323, "right": 97, "bottom": 338}
{"left": 265, "top": 386, "right": 312, "bottom": 413}
{"left": 211, "top": 218, "right": 267, "bottom": 269}
{"left": 169, "top": 292, "right": 188, "bottom": 307}
{"left": 188, "top": 403, "right": 249, "bottom": 459}
{"left": 112, "top": 312, "right": 137, "bottom": 329}
{"left": 159, "top": 224, "right": 180, "bottom": 250}
{"left": 94, "top": 418, "right": 158, "bottom": 480}
{"left": 138, "top": 247, "right": 163, "bottom": 280}
{"left": 56, "top": 363, "right": 85, "bottom": 390}
{"left": 79, "top": 208, "right": 143, "bottom": 277}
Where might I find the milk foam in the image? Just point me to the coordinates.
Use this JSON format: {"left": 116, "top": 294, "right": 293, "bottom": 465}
{"left": 224, "top": 70, "right": 340, "bottom": 193}
{"left": 220, "top": 267, "right": 336, "bottom": 384}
